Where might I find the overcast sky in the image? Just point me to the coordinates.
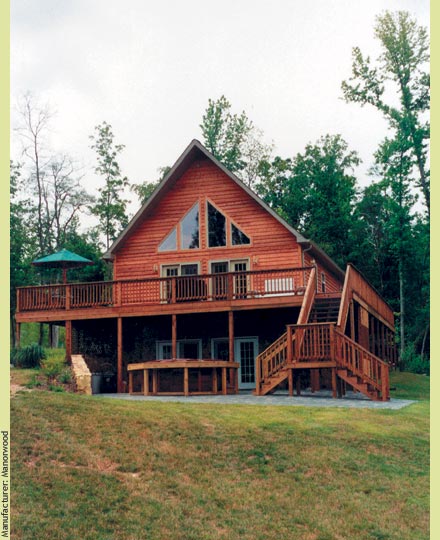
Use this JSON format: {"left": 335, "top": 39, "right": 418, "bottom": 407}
{"left": 11, "top": 0, "right": 429, "bottom": 217}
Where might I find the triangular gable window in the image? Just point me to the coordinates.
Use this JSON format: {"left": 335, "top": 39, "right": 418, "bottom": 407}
{"left": 159, "top": 227, "right": 177, "bottom": 251}
{"left": 207, "top": 202, "right": 226, "bottom": 247}
{"left": 158, "top": 203, "right": 200, "bottom": 251}
{"left": 181, "top": 203, "right": 199, "bottom": 249}
{"left": 231, "top": 223, "right": 250, "bottom": 245}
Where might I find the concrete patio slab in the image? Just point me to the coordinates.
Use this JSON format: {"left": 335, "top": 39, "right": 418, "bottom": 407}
{"left": 97, "top": 389, "right": 415, "bottom": 410}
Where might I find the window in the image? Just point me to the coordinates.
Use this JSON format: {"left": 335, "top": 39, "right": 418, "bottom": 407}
{"left": 207, "top": 202, "right": 226, "bottom": 247}
{"left": 231, "top": 223, "right": 250, "bottom": 245}
{"left": 158, "top": 227, "right": 177, "bottom": 251}
{"left": 321, "top": 272, "right": 326, "bottom": 293}
{"left": 157, "top": 340, "right": 202, "bottom": 360}
{"left": 181, "top": 203, "right": 199, "bottom": 249}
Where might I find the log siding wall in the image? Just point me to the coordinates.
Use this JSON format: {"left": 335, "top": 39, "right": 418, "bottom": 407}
{"left": 114, "top": 160, "right": 302, "bottom": 280}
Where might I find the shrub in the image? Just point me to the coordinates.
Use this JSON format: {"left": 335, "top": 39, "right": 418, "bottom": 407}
{"left": 26, "top": 375, "right": 42, "bottom": 389}
{"left": 400, "top": 344, "right": 430, "bottom": 375}
{"left": 59, "top": 368, "right": 73, "bottom": 385}
{"left": 41, "top": 357, "right": 64, "bottom": 383}
{"left": 14, "top": 344, "right": 46, "bottom": 368}
{"left": 10, "top": 348, "right": 19, "bottom": 366}
{"left": 48, "top": 384, "right": 65, "bottom": 393}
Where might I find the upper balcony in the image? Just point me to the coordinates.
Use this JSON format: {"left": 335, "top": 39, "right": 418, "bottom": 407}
{"left": 16, "top": 266, "right": 314, "bottom": 322}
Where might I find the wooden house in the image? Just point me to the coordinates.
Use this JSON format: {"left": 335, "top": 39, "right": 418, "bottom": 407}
{"left": 15, "top": 140, "right": 396, "bottom": 400}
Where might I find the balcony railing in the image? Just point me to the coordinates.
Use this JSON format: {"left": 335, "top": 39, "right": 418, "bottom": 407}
{"left": 17, "top": 267, "right": 313, "bottom": 312}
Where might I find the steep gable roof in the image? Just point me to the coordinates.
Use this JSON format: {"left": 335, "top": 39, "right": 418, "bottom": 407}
{"left": 103, "top": 139, "right": 344, "bottom": 280}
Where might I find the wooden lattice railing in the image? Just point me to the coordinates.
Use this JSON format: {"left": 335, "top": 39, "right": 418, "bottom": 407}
{"left": 17, "top": 267, "right": 313, "bottom": 312}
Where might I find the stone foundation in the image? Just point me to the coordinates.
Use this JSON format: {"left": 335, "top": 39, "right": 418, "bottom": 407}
{"left": 71, "top": 354, "right": 92, "bottom": 395}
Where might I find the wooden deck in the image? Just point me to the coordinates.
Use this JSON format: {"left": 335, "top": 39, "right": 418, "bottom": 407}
{"left": 127, "top": 360, "right": 240, "bottom": 396}
{"left": 16, "top": 267, "right": 311, "bottom": 323}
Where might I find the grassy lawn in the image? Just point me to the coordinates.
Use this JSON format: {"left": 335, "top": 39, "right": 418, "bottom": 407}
{"left": 11, "top": 371, "right": 429, "bottom": 540}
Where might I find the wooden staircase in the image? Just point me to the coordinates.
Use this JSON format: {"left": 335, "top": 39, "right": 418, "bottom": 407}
{"left": 309, "top": 295, "right": 340, "bottom": 323}
{"left": 255, "top": 266, "right": 391, "bottom": 401}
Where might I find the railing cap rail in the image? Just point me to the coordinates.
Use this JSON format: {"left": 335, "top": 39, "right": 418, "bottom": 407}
{"left": 17, "top": 266, "right": 314, "bottom": 290}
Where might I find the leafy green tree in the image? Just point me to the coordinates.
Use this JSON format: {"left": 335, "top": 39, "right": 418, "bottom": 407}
{"left": 10, "top": 161, "right": 37, "bottom": 345}
{"left": 90, "top": 122, "right": 130, "bottom": 250}
{"left": 256, "top": 156, "right": 307, "bottom": 230}
{"left": 131, "top": 166, "right": 170, "bottom": 205}
{"left": 259, "top": 135, "right": 359, "bottom": 269}
{"left": 200, "top": 96, "right": 272, "bottom": 187}
{"left": 342, "top": 11, "right": 430, "bottom": 213}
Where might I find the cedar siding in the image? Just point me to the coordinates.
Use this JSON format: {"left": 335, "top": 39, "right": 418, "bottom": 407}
{"left": 114, "top": 158, "right": 302, "bottom": 280}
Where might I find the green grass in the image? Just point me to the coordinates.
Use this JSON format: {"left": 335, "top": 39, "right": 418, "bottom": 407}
{"left": 11, "top": 373, "right": 429, "bottom": 540}
{"left": 16, "top": 322, "right": 65, "bottom": 348}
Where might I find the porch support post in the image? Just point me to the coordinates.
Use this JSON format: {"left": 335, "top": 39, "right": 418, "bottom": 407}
{"left": 15, "top": 322, "right": 21, "bottom": 348}
{"left": 288, "top": 368, "right": 293, "bottom": 397}
{"left": 228, "top": 311, "right": 234, "bottom": 362}
{"left": 143, "top": 370, "right": 149, "bottom": 396}
{"left": 172, "top": 314, "right": 177, "bottom": 359}
{"left": 311, "top": 369, "right": 320, "bottom": 393}
{"left": 331, "top": 368, "right": 337, "bottom": 398}
{"left": 65, "top": 320, "right": 72, "bottom": 364}
{"left": 228, "top": 311, "right": 235, "bottom": 393}
{"left": 350, "top": 300, "right": 355, "bottom": 340}
{"left": 184, "top": 367, "right": 189, "bottom": 396}
{"left": 117, "top": 317, "right": 123, "bottom": 393}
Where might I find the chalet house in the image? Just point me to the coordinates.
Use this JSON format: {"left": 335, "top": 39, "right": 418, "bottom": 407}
{"left": 16, "top": 140, "right": 396, "bottom": 400}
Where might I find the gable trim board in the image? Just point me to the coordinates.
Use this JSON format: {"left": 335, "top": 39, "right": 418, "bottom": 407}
{"left": 103, "top": 139, "right": 345, "bottom": 281}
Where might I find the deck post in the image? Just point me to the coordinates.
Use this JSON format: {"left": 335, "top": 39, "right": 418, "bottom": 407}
{"left": 286, "top": 325, "right": 293, "bottom": 364}
{"left": 128, "top": 371, "right": 133, "bottom": 394}
{"left": 152, "top": 369, "right": 158, "bottom": 395}
{"left": 15, "top": 321, "right": 21, "bottom": 348}
{"left": 228, "top": 311, "right": 235, "bottom": 392}
{"left": 65, "top": 320, "right": 72, "bottom": 364}
{"left": 212, "top": 368, "right": 218, "bottom": 394}
{"left": 117, "top": 317, "right": 123, "bottom": 393}
{"left": 331, "top": 368, "right": 337, "bottom": 398}
{"left": 222, "top": 367, "right": 227, "bottom": 395}
{"left": 349, "top": 300, "right": 355, "bottom": 340}
{"left": 172, "top": 314, "right": 177, "bottom": 359}
{"left": 311, "top": 369, "right": 320, "bottom": 393}
{"left": 288, "top": 368, "right": 293, "bottom": 397}
{"left": 143, "top": 369, "right": 149, "bottom": 396}
{"left": 228, "top": 311, "right": 234, "bottom": 361}
{"left": 65, "top": 284, "right": 71, "bottom": 310}
{"left": 184, "top": 367, "right": 189, "bottom": 396}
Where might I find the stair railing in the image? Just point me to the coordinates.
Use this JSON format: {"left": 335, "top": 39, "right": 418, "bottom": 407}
{"left": 334, "top": 327, "right": 390, "bottom": 400}
{"left": 255, "top": 332, "right": 290, "bottom": 394}
{"left": 255, "top": 267, "right": 317, "bottom": 394}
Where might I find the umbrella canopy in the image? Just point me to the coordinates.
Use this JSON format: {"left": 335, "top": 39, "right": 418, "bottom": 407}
{"left": 32, "top": 249, "right": 93, "bottom": 283}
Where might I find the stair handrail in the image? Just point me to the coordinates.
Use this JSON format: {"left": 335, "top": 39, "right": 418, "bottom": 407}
{"left": 297, "top": 266, "right": 317, "bottom": 325}
{"left": 334, "top": 327, "right": 389, "bottom": 400}
{"left": 255, "top": 266, "right": 318, "bottom": 394}
{"left": 337, "top": 263, "right": 395, "bottom": 332}
{"left": 255, "top": 331, "right": 291, "bottom": 394}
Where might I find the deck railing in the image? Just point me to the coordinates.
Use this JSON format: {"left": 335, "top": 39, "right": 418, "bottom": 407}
{"left": 334, "top": 327, "right": 389, "bottom": 400}
{"left": 255, "top": 331, "right": 290, "bottom": 392}
{"left": 17, "top": 266, "right": 312, "bottom": 312}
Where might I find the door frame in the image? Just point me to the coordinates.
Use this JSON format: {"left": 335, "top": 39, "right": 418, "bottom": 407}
{"left": 234, "top": 336, "right": 259, "bottom": 390}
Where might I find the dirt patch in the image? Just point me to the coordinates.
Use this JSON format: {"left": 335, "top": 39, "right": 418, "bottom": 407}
{"left": 10, "top": 383, "right": 30, "bottom": 398}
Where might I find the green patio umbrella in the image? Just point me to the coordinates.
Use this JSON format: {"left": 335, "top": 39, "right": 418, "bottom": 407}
{"left": 32, "top": 248, "right": 93, "bottom": 283}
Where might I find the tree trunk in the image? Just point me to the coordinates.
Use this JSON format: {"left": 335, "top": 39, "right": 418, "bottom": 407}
{"left": 421, "top": 324, "right": 429, "bottom": 359}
